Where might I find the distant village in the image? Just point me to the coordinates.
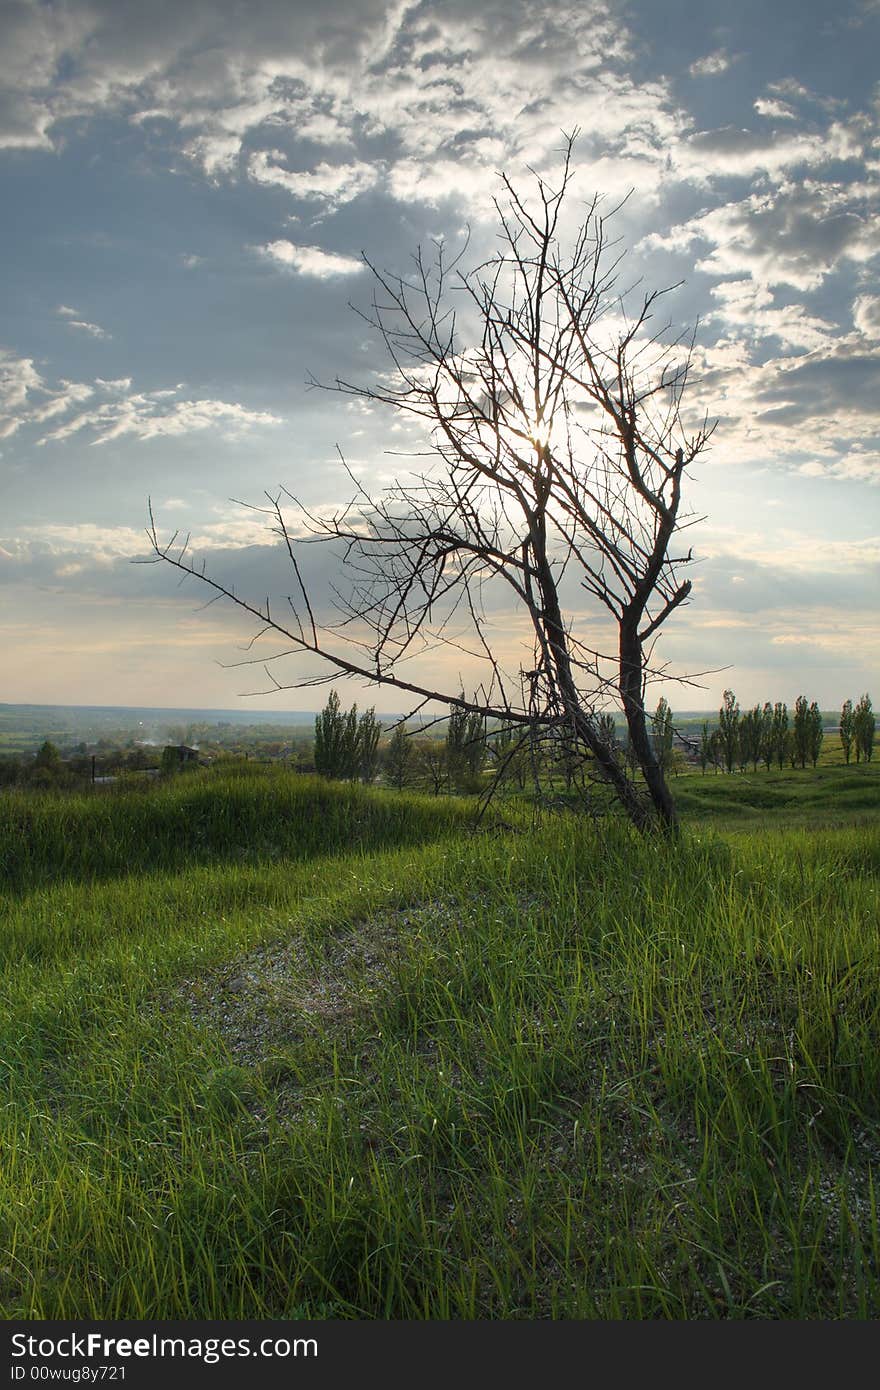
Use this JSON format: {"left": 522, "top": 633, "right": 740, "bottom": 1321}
{"left": 0, "top": 689, "right": 873, "bottom": 792}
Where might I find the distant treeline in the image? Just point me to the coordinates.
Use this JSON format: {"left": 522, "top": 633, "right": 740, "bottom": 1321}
{"left": 1, "top": 689, "right": 874, "bottom": 792}
{"left": 689, "top": 691, "right": 874, "bottom": 774}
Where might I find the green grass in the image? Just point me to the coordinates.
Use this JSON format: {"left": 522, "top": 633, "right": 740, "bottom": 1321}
{"left": 0, "top": 764, "right": 477, "bottom": 893}
{"left": 674, "top": 761, "right": 879, "bottom": 828}
{"left": 1, "top": 763, "right": 879, "bottom": 1318}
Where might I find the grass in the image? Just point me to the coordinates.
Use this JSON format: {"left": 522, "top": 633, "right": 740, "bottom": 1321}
{"left": 0, "top": 764, "right": 478, "bottom": 893}
{"left": 1, "top": 762, "right": 879, "bottom": 1318}
{"left": 674, "top": 761, "right": 879, "bottom": 828}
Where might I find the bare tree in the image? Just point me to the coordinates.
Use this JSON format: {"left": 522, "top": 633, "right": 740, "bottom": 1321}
{"left": 145, "top": 138, "right": 713, "bottom": 832}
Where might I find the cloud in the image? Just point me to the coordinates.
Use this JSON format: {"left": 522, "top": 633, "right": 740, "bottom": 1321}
{"left": 247, "top": 151, "right": 379, "bottom": 207}
{"left": 0, "top": 350, "right": 282, "bottom": 445}
{"left": 700, "top": 526, "right": 880, "bottom": 576}
{"left": 41, "top": 392, "right": 282, "bottom": 445}
{"left": 853, "top": 293, "right": 880, "bottom": 337}
{"left": 753, "top": 98, "right": 797, "bottom": 121}
{"left": 0, "top": 349, "right": 43, "bottom": 435}
{"left": 0, "top": 512, "right": 293, "bottom": 608}
{"left": 67, "top": 319, "right": 111, "bottom": 339}
{"left": 766, "top": 78, "right": 811, "bottom": 100}
{"left": 55, "top": 304, "right": 111, "bottom": 338}
{"left": 674, "top": 119, "right": 862, "bottom": 183}
{"left": 7, "top": 513, "right": 277, "bottom": 561}
{"left": 770, "top": 631, "right": 851, "bottom": 650}
{"left": 29, "top": 379, "right": 96, "bottom": 423}
{"left": 684, "top": 334, "right": 880, "bottom": 482}
{"left": 9, "top": 523, "right": 147, "bottom": 561}
{"left": 646, "top": 179, "right": 880, "bottom": 292}
{"left": 0, "top": 0, "right": 683, "bottom": 217}
{"left": 0, "top": 0, "right": 92, "bottom": 150}
{"left": 257, "top": 239, "right": 363, "bottom": 277}
{"left": 0, "top": 0, "right": 872, "bottom": 260}
{"left": 707, "top": 279, "right": 837, "bottom": 351}
{"left": 689, "top": 49, "right": 735, "bottom": 78}
{"left": 0, "top": 0, "right": 405, "bottom": 158}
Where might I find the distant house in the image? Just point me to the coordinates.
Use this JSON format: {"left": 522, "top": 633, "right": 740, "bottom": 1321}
{"left": 163, "top": 744, "right": 203, "bottom": 767}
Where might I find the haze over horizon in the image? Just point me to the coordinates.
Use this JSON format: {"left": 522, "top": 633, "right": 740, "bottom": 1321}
{"left": 2, "top": 0, "right": 878, "bottom": 714}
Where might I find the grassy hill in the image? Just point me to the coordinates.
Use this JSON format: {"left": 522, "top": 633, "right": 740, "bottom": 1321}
{"left": 1, "top": 763, "right": 879, "bottom": 1318}
{"left": 674, "top": 761, "right": 880, "bottom": 827}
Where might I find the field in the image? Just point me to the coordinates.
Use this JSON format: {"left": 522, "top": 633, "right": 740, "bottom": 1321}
{"left": 1, "top": 761, "right": 879, "bottom": 1318}
{"left": 0, "top": 702, "right": 319, "bottom": 762}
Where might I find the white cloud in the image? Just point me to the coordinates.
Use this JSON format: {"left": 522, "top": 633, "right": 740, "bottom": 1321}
{"left": 0, "top": 0, "right": 92, "bottom": 149}
{"left": 767, "top": 78, "right": 811, "bottom": 100}
{"left": 853, "top": 293, "right": 880, "bottom": 338}
{"left": 707, "top": 280, "right": 837, "bottom": 351}
{"left": 190, "top": 515, "right": 281, "bottom": 549}
{"left": 645, "top": 179, "right": 880, "bottom": 292}
{"left": 0, "top": 0, "right": 871, "bottom": 261}
{"left": 701, "top": 526, "right": 880, "bottom": 575}
{"left": 68, "top": 319, "right": 111, "bottom": 339}
{"left": 753, "top": 98, "right": 797, "bottom": 121}
{"left": 0, "top": 0, "right": 682, "bottom": 220}
{"left": 41, "top": 392, "right": 282, "bottom": 446}
{"left": 94, "top": 376, "right": 133, "bottom": 393}
{"left": 0, "top": 350, "right": 43, "bottom": 435}
{"left": 0, "top": 350, "right": 282, "bottom": 446}
{"left": 257, "top": 239, "right": 363, "bottom": 277}
{"left": 248, "top": 151, "right": 379, "bottom": 207}
{"left": 689, "top": 49, "right": 735, "bottom": 78}
{"left": 14, "top": 523, "right": 147, "bottom": 561}
{"left": 56, "top": 304, "right": 111, "bottom": 338}
{"left": 674, "top": 119, "right": 861, "bottom": 183}
{"left": 386, "top": 156, "right": 502, "bottom": 208}
{"left": 29, "top": 380, "right": 96, "bottom": 423}
{"left": 684, "top": 334, "right": 880, "bottom": 482}
{"left": 2, "top": 7, "right": 878, "bottom": 497}
{"left": 7, "top": 514, "right": 275, "bottom": 560}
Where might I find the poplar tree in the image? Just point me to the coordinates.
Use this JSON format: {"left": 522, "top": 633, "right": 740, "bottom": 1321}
{"left": 341, "top": 704, "right": 360, "bottom": 781}
{"left": 717, "top": 689, "right": 740, "bottom": 774}
{"left": 444, "top": 704, "right": 469, "bottom": 789}
{"left": 699, "top": 720, "right": 712, "bottom": 775}
{"left": 839, "top": 699, "right": 854, "bottom": 765}
{"left": 793, "top": 695, "right": 810, "bottom": 769}
{"left": 651, "top": 698, "right": 674, "bottom": 774}
{"left": 358, "top": 708, "right": 382, "bottom": 784}
{"left": 385, "top": 723, "right": 413, "bottom": 789}
{"left": 807, "top": 702, "right": 824, "bottom": 767}
{"left": 759, "top": 702, "right": 775, "bottom": 771}
{"left": 314, "top": 690, "right": 346, "bottom": 778}
{"left": 854, "top": 694, "right": 875, "bottom": 763}
{"left": 444, "top": 704, "right": 486, "bottom": 790}
{"left": 771, "top": 702, "right": 789, "bottom": 770}
{"left": 739, "top": 705, "right": 763, "bottom": 772}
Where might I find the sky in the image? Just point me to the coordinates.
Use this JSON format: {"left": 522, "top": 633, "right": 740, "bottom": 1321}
{"left": 1, "top": 0, "right": 878, "bottom": 715}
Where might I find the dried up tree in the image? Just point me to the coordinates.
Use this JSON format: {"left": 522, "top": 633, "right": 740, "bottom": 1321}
{"left": 146, "top": 138, "right": 713, "bottom": 831}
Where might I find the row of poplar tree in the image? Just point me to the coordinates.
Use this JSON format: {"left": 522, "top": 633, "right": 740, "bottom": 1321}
{"left": 313, "top": 690, "right": 487, "bottom": 790}
{"left": 315, "top": 687, "right": 875, "bottom": 789}
{"left": 688, "top": 690, "right": 875, "bottom": 774}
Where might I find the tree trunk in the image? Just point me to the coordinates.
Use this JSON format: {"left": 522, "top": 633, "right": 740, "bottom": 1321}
{"left": 619, "top": 618, "right": 678, "bottom": 831}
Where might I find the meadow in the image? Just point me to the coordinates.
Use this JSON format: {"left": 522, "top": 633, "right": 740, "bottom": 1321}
{"left": 1, "top": 760, "right": 879, "bottom": 1318}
